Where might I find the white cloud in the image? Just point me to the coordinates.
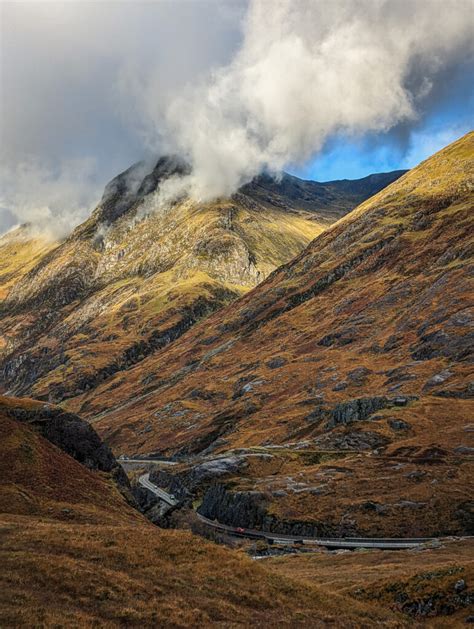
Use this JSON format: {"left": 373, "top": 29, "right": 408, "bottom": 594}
{"left": 154, "top": 0, "right": 474, "bottom": 201}
{"left": 0, "top": 158, "right": 100, "bottom": 239}
{"left": 0, "top": 0, "right": 244, "bottom": 235}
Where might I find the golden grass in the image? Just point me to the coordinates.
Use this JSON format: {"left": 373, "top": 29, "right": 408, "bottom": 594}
{"left": 0, "top": 513, "right": 411, "bottom": 628}
{"left": 266, "top": 539, "right": 474, "bottom": 627}
{"left": 0, "top": 227, "right": 58, "bottom": 301}
{"left": 0, "top": 400, "right": 406, "bottom": 627}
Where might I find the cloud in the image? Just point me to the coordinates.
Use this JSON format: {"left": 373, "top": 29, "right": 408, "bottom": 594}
{"left": 154, "top": 0, "right": 474, "bottom": 200}
{"left": 0, "top": 157, "right": 100, "bottom": 239}
{"left": 0, "top": 1, "right": 245, "bottom": 235}
{"left": 1, "top": 0, "right": 473, "bottom": 234}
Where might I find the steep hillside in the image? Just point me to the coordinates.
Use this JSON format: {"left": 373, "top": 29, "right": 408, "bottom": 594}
{"left": 79, "top": 132, "right": 473, "bottom": 537}
{"left": 0, "top": 395, "right": 403, "bottom": 627}
{"left": 0, "top": 159, "right": 402, "bottom": 402}
{"left": 0, "top": 225, "right": 58, "bottom": 300}
{"left": 0, "top": 225, "right": 58, "bottom": 351}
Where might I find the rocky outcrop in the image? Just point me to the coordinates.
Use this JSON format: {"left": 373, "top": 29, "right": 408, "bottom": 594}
{"left": 132, "top": 484, "right": 177, "bottom": 526}
{"left": 149, "top": 454, "right": 271, "bottom": 501}
{"left": 411, "top": 329, "right": 473, "bottom": 362}
{"left": 198, "top": 484, "right": 351, "bottom": 537}
{"left": 328, "top": 395, "right": 417, "bottom": 428}
{"left": 306, "top": 395, "right": 417, "bottom": 429}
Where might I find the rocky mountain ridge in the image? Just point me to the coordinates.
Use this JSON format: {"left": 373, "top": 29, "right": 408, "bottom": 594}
{"left": 0, "top": 160, "right": 403, "bottom": 403}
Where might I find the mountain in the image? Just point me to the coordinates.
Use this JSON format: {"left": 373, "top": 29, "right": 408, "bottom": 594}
{"left": 0, "top": 160, "right": 403, "bottom": 402}
{"left": 0, "top": 395, "right": 404, "bottom": 626}
{"left": 76, "top": 132, "right": 473, "bottom": 537}
{"left": 0, "top": 223, "right": 56, "bottom": 305}
{"left": 0, "top": 226, "right": 55, "bottom": 353}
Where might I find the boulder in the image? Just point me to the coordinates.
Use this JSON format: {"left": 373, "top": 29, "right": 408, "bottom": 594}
{"left": 266, "top": 357, "right": 287, "bottom": 369}
{"left": 388, "top": 418, "right": 411, "bottom": 431}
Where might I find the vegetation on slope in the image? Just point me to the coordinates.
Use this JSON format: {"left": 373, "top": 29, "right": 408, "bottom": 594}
{"left": 0, "top": 162, "right": 403, "bottom": 403}
{"left": 77, "top": 132, "right": 473, "bottom": 537}
{"left": 267, "top": 541, "right": 474, "bottom": 624}
{"left": 0, "top": 395, "right": 405, "bottom": 627}
{"left": 0, "top": 225, "right": 58, "bottom": 300}
{"left": 0, "top": 225, "right": 58, "bottom": 352}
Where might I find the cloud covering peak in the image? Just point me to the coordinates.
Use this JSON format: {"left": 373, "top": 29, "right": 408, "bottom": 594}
{"left": 1, "top": 0, "right": 473, "bottom": 235}
{"left": 158, "top": 0, "right": 474, "bottom": 200}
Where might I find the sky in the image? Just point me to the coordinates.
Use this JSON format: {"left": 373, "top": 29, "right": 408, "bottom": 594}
{"left": 0, "top": 0, "right": 473, "bottom": 236}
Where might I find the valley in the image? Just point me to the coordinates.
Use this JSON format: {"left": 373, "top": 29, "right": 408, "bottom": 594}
{"left": 3, "top": 1, "right": 474, "bottom": 625}
{"left": 1, "top": 133, "right": 472, "bottom": 626}
{"left": 60, "top": 132, "right": 474, "bottom": 543}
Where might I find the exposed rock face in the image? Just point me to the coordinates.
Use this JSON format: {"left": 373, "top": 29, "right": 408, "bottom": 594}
{"left": 133, "top": 485, "right": 177, "bottom": 526}
{"left": 199, "top": 484, "right": 346, "bottom": 537}
{"left": 330, "top": 396, "right": 389, "bottom": 426}
{"left": 388, "top": 418, "right": 411, "bottom": 432}
{"left": 329, "top": 395, "right": 417, "bottom": 428}
{"left": 149, "top": 454, "right": 272, "bottom": 501}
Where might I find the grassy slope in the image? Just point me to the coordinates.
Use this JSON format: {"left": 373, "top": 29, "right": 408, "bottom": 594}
{"left": 266, "top": 541, "right": 474, "bottom": 626}
{"left": 0, "top": 396, "right": 403, "bottom": 627}
{"left": 78, "top": 132, "right": 473, "bottom": 535}
{"left": 0, "top": 226, "right": 58, "bottom": 352}
{"left": 0, "top": 226, "right": 57, "bottom": 301}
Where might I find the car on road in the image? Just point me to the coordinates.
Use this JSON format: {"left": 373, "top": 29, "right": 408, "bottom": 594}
{"left": 235, "top": 527, "right": 245, "bottom": 534}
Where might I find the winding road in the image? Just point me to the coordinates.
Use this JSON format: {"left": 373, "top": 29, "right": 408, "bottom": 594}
{"left": 139, "top": 473, "right": 178, "bottom": 506}
{"left": 138, "top": 473, "right": 438, "bottom": 550}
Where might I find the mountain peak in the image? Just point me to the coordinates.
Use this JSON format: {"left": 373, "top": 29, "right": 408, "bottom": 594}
{"left": 0, "top": 156, "right": 404, "bottom": 403}
{"left": 96, "top": 155, "right": 191, "bottom": 224}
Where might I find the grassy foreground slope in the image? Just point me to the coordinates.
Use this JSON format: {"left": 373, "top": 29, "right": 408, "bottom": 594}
{"left": 0, "top": 396, "right": 405, "bottom": 627}
{"left": 0, "top": 162, "right": 403, "bottom": 403}
{"left": 81, "top": 132, "right": 473, "bottom": 536}
{"left": 266, "top": 542, "right": 474, "bottom": 626}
